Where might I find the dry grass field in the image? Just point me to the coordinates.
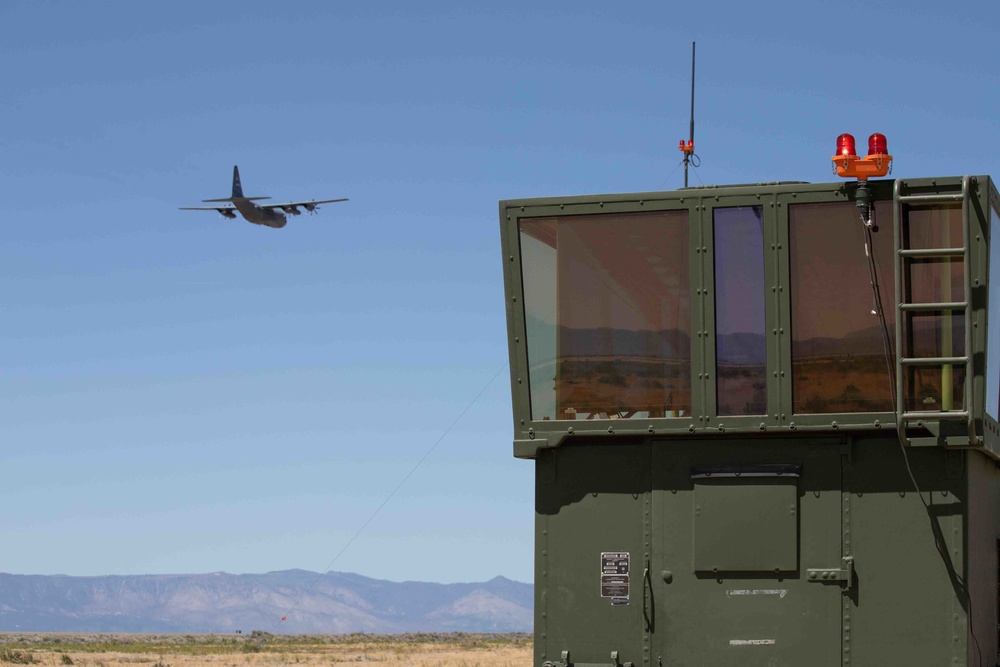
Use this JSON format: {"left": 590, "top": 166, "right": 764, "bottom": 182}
{"left": 0, "top": 633, "right": 532, "bottom": 667}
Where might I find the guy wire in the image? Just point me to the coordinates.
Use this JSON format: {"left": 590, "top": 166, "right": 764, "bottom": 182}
{"left": 276, "top": 362, "right": 510, "bottom": 626}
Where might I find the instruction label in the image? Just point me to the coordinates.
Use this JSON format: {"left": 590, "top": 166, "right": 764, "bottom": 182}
{"left": 600, "top": 552, "right": 629, "bottom": 604}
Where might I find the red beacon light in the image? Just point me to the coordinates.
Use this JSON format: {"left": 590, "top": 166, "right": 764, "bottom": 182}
{"left": 837, "top": 133, "right": 857, "bottom": 158}
{"left": 831, "top": 132, "right": 892, "bottom": 180}
{"left": 868, "top": 132, "right": 888, "bottom": 156}
{"left": 678, "top": 139, "right": 694, "bottom": 155}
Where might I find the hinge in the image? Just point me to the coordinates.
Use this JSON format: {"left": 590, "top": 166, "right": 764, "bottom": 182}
{"left": 542, "top": 650, "right": 634, "bottom": 667}
{"left": 806, "top": 556, "right": 854, "bottom": 591}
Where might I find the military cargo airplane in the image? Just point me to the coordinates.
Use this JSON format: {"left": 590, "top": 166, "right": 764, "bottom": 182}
{"left": 180, "top": 166, "right": 347, "bottom": 228}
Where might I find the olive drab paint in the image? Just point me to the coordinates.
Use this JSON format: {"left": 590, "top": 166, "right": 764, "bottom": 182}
{"left": 500, "top": 176, "right": 1000, "bottom": 666}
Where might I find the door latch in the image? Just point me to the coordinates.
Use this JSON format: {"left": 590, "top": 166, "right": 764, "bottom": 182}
{"left": 806, "top": 556, "right": 854, "bottom": 590}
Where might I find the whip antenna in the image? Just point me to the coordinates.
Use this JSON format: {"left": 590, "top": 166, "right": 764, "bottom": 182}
{"left": 678, "top": 42, "right": 697, "bottom": 187}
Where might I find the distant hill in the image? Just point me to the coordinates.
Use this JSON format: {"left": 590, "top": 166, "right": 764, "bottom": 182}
{"left": 0, "top": 570, "right": 532, "bottom": 634}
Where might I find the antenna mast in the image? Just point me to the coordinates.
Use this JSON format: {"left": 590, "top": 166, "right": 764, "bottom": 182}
{"left": 681, "top": 42, "right": 696, "bottom": 188}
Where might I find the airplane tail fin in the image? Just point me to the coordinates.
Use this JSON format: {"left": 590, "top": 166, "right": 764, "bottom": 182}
{"left": 232, "top": 165, "right": 244, "bottom": 199}
{"left": 201, "top": 165, "right": 270, "bottom": 203}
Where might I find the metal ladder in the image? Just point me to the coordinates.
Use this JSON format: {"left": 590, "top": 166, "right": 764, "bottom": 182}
{"left": 893, "top": 176, "right": 978, "bottom": 446}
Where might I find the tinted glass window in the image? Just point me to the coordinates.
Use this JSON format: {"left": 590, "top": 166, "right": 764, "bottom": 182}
{"left": 714, "top": 206, "right": 766, "bottom": 416}
{"left": 789, "top": 201, "right": 895, "bottom": 413}
{"left": 519, "top": 211, "right": 690, "bottom": 420}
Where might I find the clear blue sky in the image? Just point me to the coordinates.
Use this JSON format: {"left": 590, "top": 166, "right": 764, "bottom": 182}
{"left": 2, "top": 1, "right": 999, "bottom": 584}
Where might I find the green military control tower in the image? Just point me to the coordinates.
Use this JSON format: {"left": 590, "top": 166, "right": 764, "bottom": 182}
{"left": 499, "top": 136, "right": 1000, "bottom": 666}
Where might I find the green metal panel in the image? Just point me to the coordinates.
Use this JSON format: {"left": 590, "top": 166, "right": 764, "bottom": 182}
{"left": 535, "top": 442, "right": 650, "bottom": 667}
{"left": 651, "top": 439, "right": 843, "bottom": 666}
{"left": 965, "top": 450, "right": 1000, "bottom": 666}
{"left": 841, "top": 438, "right": 967, "bottom": 665}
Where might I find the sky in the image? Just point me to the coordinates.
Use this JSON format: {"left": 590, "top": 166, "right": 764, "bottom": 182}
{"left": 2, "top": 1, "right": 999, "bottom": 586}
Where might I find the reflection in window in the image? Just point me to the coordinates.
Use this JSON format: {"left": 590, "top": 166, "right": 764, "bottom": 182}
{"left": 789, "top": 202, "right": 895, "bottom": 413}
{"left": 519, "top": 211, "right": 690, "bottom": 420}
{"left": 714, "top": 207, "right": 766, "bottom": 415}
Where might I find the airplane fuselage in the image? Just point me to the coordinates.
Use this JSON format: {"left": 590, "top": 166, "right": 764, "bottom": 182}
{"left": 233, "top": 198, "right": 287, "bottom": 228}
{"left": 180, "top": 166, "right": 347, "bottom": 228}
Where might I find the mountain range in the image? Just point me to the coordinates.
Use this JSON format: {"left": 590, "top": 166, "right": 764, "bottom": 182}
{"left": 0, "top": 570, "right": 532, "bottom": 634}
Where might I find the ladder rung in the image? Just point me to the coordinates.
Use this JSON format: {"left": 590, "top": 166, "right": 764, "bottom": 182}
{"left": 897, "top": 193, "right": 964, "bottom": 203}
{"left": 898, "top": 247, "right": 967, "bottom": 258}
{"left": 899, "top": 356, "right": 969, "bottom": 366}
{"left": 899, "top": 301, "right": 968, "bottom": 312}
{"left": 900, "top": 410, "right": 970, "bottom": 421}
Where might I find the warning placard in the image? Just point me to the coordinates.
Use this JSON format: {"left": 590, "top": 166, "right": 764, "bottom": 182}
{"left": 600, "top": 552, "right": 629, "bottom": 602}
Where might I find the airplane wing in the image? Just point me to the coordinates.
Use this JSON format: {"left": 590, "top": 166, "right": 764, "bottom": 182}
{"left": 262, "top": 198, "right": 349, "bottom": 215}
{"left": 179, "top": 205, "right": 238, "bottom": 219}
